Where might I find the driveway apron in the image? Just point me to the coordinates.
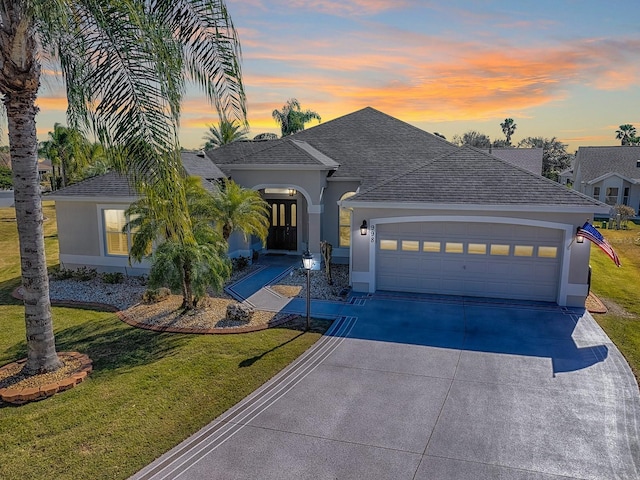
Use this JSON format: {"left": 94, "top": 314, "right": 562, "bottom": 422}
{"left": 131, "top": 294, "right": 640, "bottom": 480}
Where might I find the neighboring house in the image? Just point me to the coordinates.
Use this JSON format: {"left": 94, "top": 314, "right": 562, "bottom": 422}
{"left": 480, "top": 147, "right": 543, "bottom": 175}
{"left": 50, "top": 107, "right": 608, "bottom": 307}
{"left": 571, "top": 146, "right": 640, "bottom": 214}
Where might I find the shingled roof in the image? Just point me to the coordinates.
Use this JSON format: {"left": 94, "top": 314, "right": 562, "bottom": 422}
{"left": 576, "top": 146, "right": 640, "bottom": 182}
{"left": 47, "top": 171, "right": 136, "bottom": 199}
{"left": 347, "top": 146, "right": 606, "bottom": 209}
{"left": 207, "top": 107, "right": 458, "bottom": 187}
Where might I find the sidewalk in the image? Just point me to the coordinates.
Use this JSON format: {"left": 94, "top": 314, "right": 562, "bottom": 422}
{"left": 225, "top": 255, "right": 347, "bottom": 320}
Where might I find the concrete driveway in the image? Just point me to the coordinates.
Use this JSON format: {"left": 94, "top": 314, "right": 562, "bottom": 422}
{"left": 132, "top": 294, "right": 640, "bottom": 480}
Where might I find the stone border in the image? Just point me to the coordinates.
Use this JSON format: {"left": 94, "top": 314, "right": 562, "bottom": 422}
{"left": 586, "top": 292, "right": 608, "bottom": 314}
{"left": 13, "top": 285, "right": 300, "bottom": 335}
{"left": 0, "top": 352, "right": 92, "bottom": 405}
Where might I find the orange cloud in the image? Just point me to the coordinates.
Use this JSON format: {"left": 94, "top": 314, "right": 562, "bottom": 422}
{"left": 35, "top": 96, "right": 68, "bottom": 112}
{"left": 286, "top": 0, "right": 410, "bottom": 16}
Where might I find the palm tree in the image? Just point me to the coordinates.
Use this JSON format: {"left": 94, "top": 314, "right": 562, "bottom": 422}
{"left": 616, "top": 124, "right": 637, "bottom": 145}
{"left": 0, "top": 1, "right": 245, "bottom": 375}
{"left": 39, "top": 123, "right": 87, "bottom": 189}
{"left": 202, "top": 118, "right": 248, "bottom": 149}
{"left": 126, "top": 177, "right": 231, "bottom": 309}
{"left": 272, "top": 99, "right": 321, "bottom": 136}
{"left": 500, "top": 118, "right": 517, "bottom": 146}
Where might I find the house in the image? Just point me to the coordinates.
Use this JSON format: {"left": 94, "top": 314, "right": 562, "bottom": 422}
{"left": 571, "top": 146, "right": 640, "bottom": 214}
{"left": 49, "top": 107, "right": 608, "bottom": 307}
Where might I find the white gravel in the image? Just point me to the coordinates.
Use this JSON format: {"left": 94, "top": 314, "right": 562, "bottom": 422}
{"left": 46, "top": 262, "right": 350, "bottom": 310}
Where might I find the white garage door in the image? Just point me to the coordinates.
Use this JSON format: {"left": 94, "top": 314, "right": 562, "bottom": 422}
{"left": 376, "top": 222, "right": 563, "bottom": 302}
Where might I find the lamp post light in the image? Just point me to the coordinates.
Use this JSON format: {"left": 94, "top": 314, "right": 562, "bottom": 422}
{"left": 302, "top": 250, "right": 314, "bottom": 331}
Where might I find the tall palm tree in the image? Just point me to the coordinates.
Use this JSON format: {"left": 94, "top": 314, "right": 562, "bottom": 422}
{"left": 202, "top": 117, "right": 248, "bottom": 149}
{"left": 272, "top": 99, "right": 321, "bottom": 137}
{"left": 616, "top": 124, "right": 637, "bottom": 145}
{"left": 0, "top": 1, "right": 245, "bottom": 374}
{"left": 500, "top": 118, "right": 517, "bottom": 146}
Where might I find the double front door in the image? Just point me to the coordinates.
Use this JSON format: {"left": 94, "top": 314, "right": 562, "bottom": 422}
{"left": 267, "top": 200, "right": 297, "bottom": 250}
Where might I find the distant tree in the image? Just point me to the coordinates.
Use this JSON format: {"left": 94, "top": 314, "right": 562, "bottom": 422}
{"left": 492, "top": 139, "right": 510, "bottom": 148}
{"left": 616, "top": 124, "right": 637, "bottom": 145}
{"left": 518, "top": 136, "right": 571, "bottom": 181}
{"left": 0, "top": 165, "right": 11, "bottom": 189}
{"left": 39, "top": 123, "right": 88, "bottom": 188}
{"left": 433, "top": 132, "right": 446, "bottom": 140}
{"left": 253, "top": 133, "right": 279, "bottom": 141}
{"left": 272, "top": 99, "right": 321, "bottom": 136}
{"left": 500, "top": 118, "right": 517, "bottom": 145}
{"left": 452, "top": 130, "right": 491, "bottom": 148}
{"left": 203, "top": 117, "right": 248, "bottom": 149}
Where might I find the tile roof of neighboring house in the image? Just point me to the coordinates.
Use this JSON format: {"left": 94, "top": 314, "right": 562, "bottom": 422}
{"left": 347, "top": 146, "right": 605, "bottom": 208}
{"left": 480, "top": 147, "right": 543, "bottom": 175}
{"left": 208, "top": 107, "right": 458, "bottom": 187}
{"left": 47, "top": 171, "right": 136, "bottom": 198}
{"left": 576, "top": 146, "right": 640, "bottom": 182}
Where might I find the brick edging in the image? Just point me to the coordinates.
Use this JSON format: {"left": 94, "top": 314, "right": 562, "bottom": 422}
{"left": 0, "top": 352, "right": 92, "bottom": 405}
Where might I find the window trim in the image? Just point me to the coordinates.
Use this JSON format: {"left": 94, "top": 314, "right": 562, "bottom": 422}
{"left": 99, "top": 206, "right": 134, "bottom": 257}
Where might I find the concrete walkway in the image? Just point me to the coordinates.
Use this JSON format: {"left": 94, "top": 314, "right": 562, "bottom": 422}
{"left": 131, "top": 284, "right": 640, "bottom": 479}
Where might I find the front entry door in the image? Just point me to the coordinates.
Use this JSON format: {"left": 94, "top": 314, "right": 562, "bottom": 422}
{"left": 267, "top": 200, "right": 297, "bottom": 250}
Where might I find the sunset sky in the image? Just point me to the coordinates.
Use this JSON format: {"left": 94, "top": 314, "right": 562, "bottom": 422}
{"left": 34, "top": 0, "right": 640, "bottom": 152}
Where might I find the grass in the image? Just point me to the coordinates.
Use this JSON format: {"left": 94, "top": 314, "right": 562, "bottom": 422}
{"left": 0, "top": 202, "right": 329, "bottom": 480}
{"left": 588, "top": 222, "right": 640, "bottom": 378}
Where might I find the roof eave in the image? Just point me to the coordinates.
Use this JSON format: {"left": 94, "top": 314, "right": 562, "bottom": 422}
{"left": 340, "top": 200, "right": 610, "bottom": 214}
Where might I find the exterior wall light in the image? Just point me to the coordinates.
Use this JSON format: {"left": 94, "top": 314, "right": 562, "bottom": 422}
{"left": 576, "top": 227, "right": 584, "bottom": 244}
{"left": 360, "top": 220, "right": 368, "bottom": 236}
{"left": 288, "top": 188, "right": 296, "bottom": 196}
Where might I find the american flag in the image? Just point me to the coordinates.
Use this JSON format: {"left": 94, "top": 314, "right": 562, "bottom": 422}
{"left": 577, "top": 221, "right": 621, "bottom": 267}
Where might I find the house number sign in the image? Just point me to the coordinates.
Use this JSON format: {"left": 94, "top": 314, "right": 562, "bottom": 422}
{"left": 370, "top": 224, "right": 375, "bottom": 243}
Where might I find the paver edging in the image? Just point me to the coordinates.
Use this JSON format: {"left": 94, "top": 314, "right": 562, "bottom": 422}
{"left": 0, "top": 352, "right": 93, "bottom": 405}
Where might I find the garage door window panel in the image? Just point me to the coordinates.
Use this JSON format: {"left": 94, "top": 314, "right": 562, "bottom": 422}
{"left": 423, "top": 241, "right": 441, "bottom": 252}
{"left": 538, "top": 246, "right": 558, "bottom": 258}
{"left": 402, "top": 240, "right": 420, "bottom": 252}
{"left": 514, "top": 245, "right": 534, "bottom": 257}
{"left": 445, "top": 242, "right": 464, "bottom": 253}
{"left": 380, "top": 239, "right": 398, "bottom": 250}
{"left": 490, "top": 244, "right": 510, "bottom": 256}
{"left": 468, "top": 243, "right": 487, "bottom": 255}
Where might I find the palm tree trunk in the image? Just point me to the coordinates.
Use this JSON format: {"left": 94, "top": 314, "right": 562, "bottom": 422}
{"left": 181, "top": 263, "right": 194, "bottom": 309}
{"left": 5, "top": 90, "right": 62, "bottom": 374}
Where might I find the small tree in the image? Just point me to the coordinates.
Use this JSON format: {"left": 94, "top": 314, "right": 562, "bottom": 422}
{"left": 616, "top": 124, "right": 637, "bottom": 146}
{"left": 0, "top": 165, "right": 12, "bottom": 189}
{"left": 614, "top": 204, "right": 636, "bottom": 229}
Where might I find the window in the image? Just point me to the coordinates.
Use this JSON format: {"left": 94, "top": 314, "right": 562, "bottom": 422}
{"left": 514, "top": 245, "right": 534, "bottom": 257}
{"left": 103, "top": 209, "right": 129, "bottom": 256}
{"left": 623, "top": 187, "right": 630, "bottom": 206}
{"left": 423, "top": 241, "right": 441, "bottom": 252}
{"left": 593, "top": 186, "right": 600, "bottom": 200}
{"left": 380, "top": 239, "right": 397, "bottom": 250}
{"left": 538, "top": 246, "right": 557, "bottom": 258}
{"left": 339, "top": 192, "right": 356, "bottom": 247}
{"left": 490, "top": 244, "right": 510, "bottom": 256}
{"left": 468, "top": 243, "right": 487, "bottom": 255}
{"left": 605, "top": 187, "right": 618, "bottom": 205}
{"left": 402, "top": 240, "right": 420, "bottom": 252}
{"left": 445, "top": 242, "right": 464, "bottom": 253}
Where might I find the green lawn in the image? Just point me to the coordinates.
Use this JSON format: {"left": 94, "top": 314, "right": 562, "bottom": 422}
{"left": 0, "top": 203, "right": 329, "bottom": 480}
{"left": 589, "top": 222, "right": 640, "bottom": 379}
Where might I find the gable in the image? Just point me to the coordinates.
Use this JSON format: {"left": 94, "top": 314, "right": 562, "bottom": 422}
{"left": 577, "top": 146, "right": 640, "bottom": 182}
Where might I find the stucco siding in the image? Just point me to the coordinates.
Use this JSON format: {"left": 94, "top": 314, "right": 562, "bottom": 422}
{"left": 56, "top": 201, "right": 101, "bottom": 256}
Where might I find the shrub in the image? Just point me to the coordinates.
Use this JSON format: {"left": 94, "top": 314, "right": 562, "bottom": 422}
{"left": 232, "top": 255, "right": 250, "bottom": 272}
{"left": 49, "top": 266, "right": 75, "bottom": 280}
{"left": 73, "top": 266, "right": 98, "bottom": 281}
{"left": 102, "top": 272, "right": 124, "bottom": 284}
{"left": 142, "top": 287, "right": 171, "bottom": 304}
